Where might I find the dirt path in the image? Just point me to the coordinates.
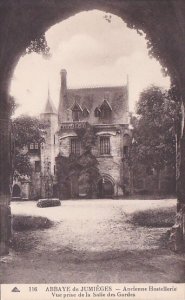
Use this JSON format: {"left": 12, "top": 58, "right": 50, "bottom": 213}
{"left": 1, "top": 199, "right": 185, "bottom": 283}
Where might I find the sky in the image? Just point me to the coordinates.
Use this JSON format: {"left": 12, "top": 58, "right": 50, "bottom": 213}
{"left": 10, "top": 10, "right": 170, "bottom": 116}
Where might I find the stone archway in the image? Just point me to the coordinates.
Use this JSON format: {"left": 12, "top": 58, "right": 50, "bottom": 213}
{"left": 97, "top": 176, "right": 115, "bottom": 199}
{"left": 1, "top": 0, "right": 185, "bottom": 254}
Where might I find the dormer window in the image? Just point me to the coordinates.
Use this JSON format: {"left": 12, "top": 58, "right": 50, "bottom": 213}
{"left": 71, "top": 102, "right": 82, "bottom": 122}
{"left": 100, "top": 100, "right": 112, "bottom": 119}
{"left": 72, "top": 109, "right": 80, "bottom": 121}
{"left": 30, "top": 143, "right": 34, "bottom": 150}
{"left": 95, "top": 100, "right": 112, "bottom": 119}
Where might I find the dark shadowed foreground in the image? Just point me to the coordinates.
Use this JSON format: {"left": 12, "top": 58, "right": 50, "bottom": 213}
{"left": 0, "top": 199, "right": 185, "bottom": 283}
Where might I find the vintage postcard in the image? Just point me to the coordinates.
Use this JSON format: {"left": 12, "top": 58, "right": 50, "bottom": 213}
{"left": 0, "top": 1, "right": 185, "bottom": 300}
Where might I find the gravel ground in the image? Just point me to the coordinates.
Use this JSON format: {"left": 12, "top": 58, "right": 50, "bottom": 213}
{"left": 1, "top": 198, "right": 185, "bottom": 283}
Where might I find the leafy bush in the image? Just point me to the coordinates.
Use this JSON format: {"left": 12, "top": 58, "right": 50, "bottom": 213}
{"left": 129, "top": 206, "right": 176, "bottom": 228}
{"left": 12, "top": 215, "right": 53, "bottom": 231}
{"left": 37, "top": 198, "right": 61, "bottom": 208}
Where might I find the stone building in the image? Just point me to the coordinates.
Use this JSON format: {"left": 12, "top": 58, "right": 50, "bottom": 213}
{"left": 12, "top": 69, "right": 131, "bottom": 200}
{"left": 11, "top": 69, "right": 176, "bottom": 200}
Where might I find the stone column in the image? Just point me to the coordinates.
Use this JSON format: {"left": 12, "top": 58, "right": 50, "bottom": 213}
{"left": 0, "top": 116, "right": 11, "bottom": 255}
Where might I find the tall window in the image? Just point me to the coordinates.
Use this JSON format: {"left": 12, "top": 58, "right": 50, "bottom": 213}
{"left": 100, "top": 136, "right": 110, "bottom": 155}
{"left": 35, "top": 161, "right": 41, "bottom": 172}
{"left": 71, "top": 138, "right": 81, "bottom": 155}
{"left": 71, "top": 102, "right": 82, "bottom": 121}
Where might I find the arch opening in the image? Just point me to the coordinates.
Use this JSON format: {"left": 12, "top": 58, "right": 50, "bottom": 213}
{"left": 97, "top": 176, "right": 114, "bottom": 199}
{"left": 12, "top": 184, "right": 21, "bottom": 198}
{"left": 1, "top": 1, "right": 185, "bottom": 256}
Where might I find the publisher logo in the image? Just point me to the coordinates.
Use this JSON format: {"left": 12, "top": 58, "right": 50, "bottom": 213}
{"left": 11, "top": 287, "right": 20, "bottom": 293}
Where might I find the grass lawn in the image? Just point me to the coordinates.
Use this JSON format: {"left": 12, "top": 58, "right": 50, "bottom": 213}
{"left": 128, "top": 206, "right": 176, "bottom": 227}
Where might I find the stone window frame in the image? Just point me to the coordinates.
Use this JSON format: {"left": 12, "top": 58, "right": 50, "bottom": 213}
{"left": 70, "top": 137, "right": 81, "bottom": 156}
{"left": 99, "top": 135, "right": 111, "bottom": 155}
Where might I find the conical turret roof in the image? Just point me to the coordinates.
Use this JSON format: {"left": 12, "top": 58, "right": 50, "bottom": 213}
{"left": 43, "top": 88, "right": 57, "bottom": 114}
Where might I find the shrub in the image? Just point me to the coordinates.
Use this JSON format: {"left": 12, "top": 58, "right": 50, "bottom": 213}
{"left": 37, "top": 198, "right": 61, "bottom": 208}
{"left": 12, "top": 215, "right": 53, "bottom": 231}
{"left": 129, "top": 206, "right": 176, "bottom": 228}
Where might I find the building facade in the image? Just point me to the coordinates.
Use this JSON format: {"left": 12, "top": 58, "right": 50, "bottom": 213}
{"left": 12, "top": 69, "right": 131, "bottom": 200}
{"left": 12, "top": 69, "right": 176, "bottom": 200}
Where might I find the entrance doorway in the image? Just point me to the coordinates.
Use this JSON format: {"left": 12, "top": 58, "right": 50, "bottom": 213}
{"left": 97, "top": 177, "right": 114, "bottom": 198}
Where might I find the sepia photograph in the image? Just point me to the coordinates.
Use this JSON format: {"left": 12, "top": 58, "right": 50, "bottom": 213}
{"left": 0, "top": 1, "right": 185, "bottom": 299}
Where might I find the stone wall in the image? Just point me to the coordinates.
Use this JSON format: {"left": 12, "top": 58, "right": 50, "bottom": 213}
{"left": 57, "top": 125, "right": 130, "bottom": 197}
{"left": 95, "top": 132, "right": 123, "bottom": 196}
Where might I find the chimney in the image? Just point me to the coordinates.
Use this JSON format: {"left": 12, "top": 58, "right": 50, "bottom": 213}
{"left": 58, "top": 69, "right": 67, "bottom": 123}
{"left": 60, "top": 69, "right": 67, "bottom": 94}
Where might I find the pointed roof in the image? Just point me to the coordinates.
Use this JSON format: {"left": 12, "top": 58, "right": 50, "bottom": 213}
{"left": 82, "top": 106, "right": 90, "bottom": 114}
{"left": 100, "top": 99, "right": 112, "bottom": 111}
{"left": 70, "top": 101, "right": 83, "bottom": 112}
{"left": 43, "top": 88, "right": 57, "bottom": 114}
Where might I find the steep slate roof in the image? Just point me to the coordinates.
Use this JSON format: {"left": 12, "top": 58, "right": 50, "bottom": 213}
{"left": 60, "top": 85, "right": 128, "bottom": 125}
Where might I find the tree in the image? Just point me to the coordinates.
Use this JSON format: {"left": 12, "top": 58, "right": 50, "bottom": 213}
{"left": 12, "top": 115, "right": 46, "bottom": 177}
{"left": 8, "top": 95, "right": 18, "bottom": 118}
{"left": 129, "top": 85, "right": 180, "bottom": 193}
{"left": 24, "top": 33, "right": 51, "bottom": 58}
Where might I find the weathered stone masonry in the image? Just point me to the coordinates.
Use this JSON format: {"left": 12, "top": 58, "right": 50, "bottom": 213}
{"left": 39, "top": 69, "right": 131, "bottom": 199}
